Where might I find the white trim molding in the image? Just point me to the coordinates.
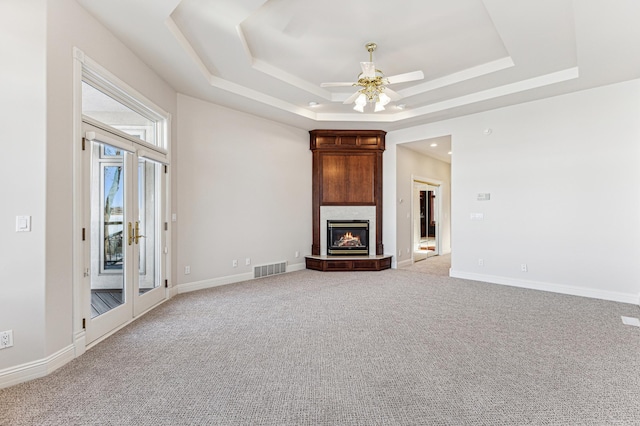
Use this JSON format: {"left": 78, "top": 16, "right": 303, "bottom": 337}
{"left": 0, "top": 345, "right": 75, "bottom": 390}
{"left": 177, "top": 263, "right": 307, "bottom": 294}
{"left": 450, "top": 270, "right": 640, "bottom": 305}
{"left": 396, "top": 259, "right": 413, "bottom": 269}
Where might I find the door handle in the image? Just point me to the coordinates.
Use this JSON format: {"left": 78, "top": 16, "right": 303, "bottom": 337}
{"left": 127, "top": 222, "right": 133, "bottom": 246}
{"left": 134, "top": 221, "right": 146, "bottom": 244}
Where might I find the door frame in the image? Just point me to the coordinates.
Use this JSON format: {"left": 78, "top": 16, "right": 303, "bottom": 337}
{"left": 410, "top": 175, "right": 443, "bottom": 264}
{"left": 72, "top": 48, "right": 172, "bottom": 355}
{"left": 82, "top": 125, "right": 167, "bottom": 343}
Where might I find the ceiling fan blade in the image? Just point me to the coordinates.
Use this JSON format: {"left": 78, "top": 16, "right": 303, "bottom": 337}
{"left": 343, "top": 90, "right": 362, "bottom": 104}
{"left": 386, "top": 70, "right": 424, "bottom": 84}
{"left": 320, "top": 82, "right": 356, "bottom": 87}
{"left": 383, "top": 88, "right": 402, "bottom": 101}
{"left": 360, "top": 62, "right": 376, "bottom": 78}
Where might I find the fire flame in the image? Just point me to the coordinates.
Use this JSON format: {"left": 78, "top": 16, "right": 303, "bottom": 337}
{"left": 336, "top": 232, "right": 362, "bottom": 247}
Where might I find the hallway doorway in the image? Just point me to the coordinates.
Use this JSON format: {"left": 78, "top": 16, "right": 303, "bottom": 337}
{"left": 412, "top": 178, "right": 441, "bottom": 263}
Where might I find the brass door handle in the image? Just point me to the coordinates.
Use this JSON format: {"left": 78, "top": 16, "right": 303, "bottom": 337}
{"left": 134, "top": 221, "right": 146, "bottom": 244}
{"left": 127, "top": 222, "right": 133, "bottom": 246}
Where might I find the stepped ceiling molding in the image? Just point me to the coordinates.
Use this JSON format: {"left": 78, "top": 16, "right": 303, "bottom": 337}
{"left": 77, "top": 0, "right": 640, "bottom": 132}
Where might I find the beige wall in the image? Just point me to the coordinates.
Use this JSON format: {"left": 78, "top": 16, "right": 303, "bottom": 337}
{"left": 176, "top": 94, "right": 311, "bottom": 286}
{"left": 0, "top": 0, "right": 177, "bottom": 376}
{"left": 388, "top": 79, "right": 640, "bottom": 303}
{"left": 0, "top": 0, "right": 47, "bottom": 369}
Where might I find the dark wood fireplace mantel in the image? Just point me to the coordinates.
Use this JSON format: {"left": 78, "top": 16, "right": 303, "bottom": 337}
{"left": 306, "top": 129, "right": 391, "bottom": 272}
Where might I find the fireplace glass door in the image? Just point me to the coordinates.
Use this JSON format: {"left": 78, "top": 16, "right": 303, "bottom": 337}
{"left": 327, "top": 220, "right": 369, "bottom": 255}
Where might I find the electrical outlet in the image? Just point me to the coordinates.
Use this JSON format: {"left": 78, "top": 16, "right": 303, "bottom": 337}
{"left": 0, "top": 330, "right": 13, "bottom": 349}
{"left": 232, "top": 259, "right": 238, "bottom": 267}
{"left": 521, "top": 264, "right": 528, "bottom": 272}
{"left": 295, "top": 251, "right": 300, "bottom": 258}
{"left": 184, "top": 265, "right": 191, "bottom": 275}
{"left": 478, "top": 258, "right": 484, "bottom": 267}
{"left": 245, "top": 258, "right": 251, "bottom": 266}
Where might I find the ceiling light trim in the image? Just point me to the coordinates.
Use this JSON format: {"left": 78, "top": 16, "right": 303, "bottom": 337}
{"left": 252, "top": 59, "right": 332, "bottom": 99}
{"left": 165, "top": 16, "right": 213, "bottom": 83}
{"left": 399, "top": 57, "right": 516, "bottom": 98}
{"left": 407, "top": 67, "right": 580, "bottom": 116}
{"left": 167, "top": 17, "right": 317, "bottom": 120}
{"left": 313, "top": 67, "right": 579, "bottom": 122}
{"left": 236, "top": 26, "right": 331, "bottom": 99}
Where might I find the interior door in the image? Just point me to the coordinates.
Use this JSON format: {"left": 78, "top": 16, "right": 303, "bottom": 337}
{"left": 83, "top": 125, "right": 165, "bottom": 344}
{"left": 425, "top": 186, "right": 438, "bottom": 258}
{"left": 413, "top": 181, "right": 441, "bottom": 262}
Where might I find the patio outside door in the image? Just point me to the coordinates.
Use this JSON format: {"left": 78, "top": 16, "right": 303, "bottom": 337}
{"left": 83, "top": 125, "right": 164, "bottom": 344}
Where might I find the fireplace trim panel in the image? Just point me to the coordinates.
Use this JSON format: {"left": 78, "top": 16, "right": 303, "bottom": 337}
{"left": 308, "top": 129, "right": 391, "bottom": 272}
{"left": 309, "top": 129, "right": 386, "bottom": 257}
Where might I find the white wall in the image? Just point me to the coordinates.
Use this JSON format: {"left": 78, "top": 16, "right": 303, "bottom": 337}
{"left": 1, "top": 0, "right": 177, "bottom": 380}
{"left": 395, "top": 146, "right": 452, "bottom": 265}
{"left": 0, "top": 0, "right": 47, "bottom": 369}
{"left": 388, "top": 79, "right": 640, "bottom": 304}
{"left": 176, "top": 95, "right": 311, "bottom": 288}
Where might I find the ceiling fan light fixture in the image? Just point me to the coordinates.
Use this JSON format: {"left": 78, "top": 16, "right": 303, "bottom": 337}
{"left": 354, "top": 93, "right": 366, "bottom": 112}
{"left": 378, "top": 92, "right": 391, "bottom": 106}
{"left": 321, "top": 42, "right": 424, "bottom": 113}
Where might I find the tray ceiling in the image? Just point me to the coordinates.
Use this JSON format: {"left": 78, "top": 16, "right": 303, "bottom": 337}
{"left": 76, "top": 0, "right": 640, "bottom": 132}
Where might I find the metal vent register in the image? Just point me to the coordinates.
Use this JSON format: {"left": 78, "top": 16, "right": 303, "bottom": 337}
{"left": 254, "top": 262, "right": 287, "bottom": 279}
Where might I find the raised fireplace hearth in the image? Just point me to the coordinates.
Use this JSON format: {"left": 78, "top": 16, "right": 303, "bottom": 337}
{"left": 327, "top": 220, "right": 369, "bottom": 255}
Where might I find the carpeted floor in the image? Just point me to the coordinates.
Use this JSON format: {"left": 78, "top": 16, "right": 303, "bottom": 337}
{"left": 401, "top": 253, "right": 451, "bottom": 277}
{"left": 2, "top": 268, "right": 640, "bottom": 425}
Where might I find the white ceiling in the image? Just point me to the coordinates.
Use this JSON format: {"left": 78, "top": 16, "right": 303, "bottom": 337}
{"left": 76, "top": 0, "right": 640, "bottom": 147}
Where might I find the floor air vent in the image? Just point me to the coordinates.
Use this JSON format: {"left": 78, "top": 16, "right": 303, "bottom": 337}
{"left": 254, "top": 262, "right": 287, "bottom": 279}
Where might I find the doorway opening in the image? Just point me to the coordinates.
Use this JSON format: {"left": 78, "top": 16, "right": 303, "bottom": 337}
{"left": 412, "top": 179, "right": 441, "bottom": 263}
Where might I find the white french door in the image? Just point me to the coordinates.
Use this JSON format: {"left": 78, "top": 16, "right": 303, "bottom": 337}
{"left": 82, "top": 122, "right": 166, "bottom": 344}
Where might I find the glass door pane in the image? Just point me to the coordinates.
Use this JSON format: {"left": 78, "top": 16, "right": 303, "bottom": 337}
{"left": 90, "top": 143, "right": 126, "bottom": 318}
{"left": 137, "top": 158, "right": 160, "bottom": 295}
{"left": 426, "top": 187, "right": 438, "bottom": 258}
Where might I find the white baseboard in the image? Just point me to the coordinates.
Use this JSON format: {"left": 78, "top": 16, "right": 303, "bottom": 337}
{"left": 396, "top": 258, "right": 413, "bottom": 268}
{"left": 168, "top": 285, "right": 179, "bottom": 298}
{"left": 177, "top": 262, "right": 307, "bottom": 294}
{"left": 450, "top": 270, "right": 640, "bottom": 305}
{"left": 74, "top": 330, "right": 86, "bottom": 358}
{"left": 288, "top": 263, "right": 307, "bottom": 273}
{"left": 0, "top": 344, "right": 75, "bottom": 390}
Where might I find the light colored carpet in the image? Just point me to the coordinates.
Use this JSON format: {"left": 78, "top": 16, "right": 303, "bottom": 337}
{"left": 401, "top": 253, "right": 451, "bottom": 277}
{"left": 2, "top": 269, "right": 640, "bottom": 425}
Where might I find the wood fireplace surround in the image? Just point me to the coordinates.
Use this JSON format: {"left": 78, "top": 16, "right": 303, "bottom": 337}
{"left": 305, "top": 129, "right": 392, "bottom": 272}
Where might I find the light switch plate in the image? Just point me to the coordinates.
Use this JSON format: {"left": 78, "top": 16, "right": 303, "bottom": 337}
{"left": 16, "top": 216, "right": 31, "bottom": 232}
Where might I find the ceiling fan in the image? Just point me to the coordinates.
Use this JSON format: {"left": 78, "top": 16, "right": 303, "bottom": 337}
{"left": 321, "top": 42, "right": 424, "bottom": 112}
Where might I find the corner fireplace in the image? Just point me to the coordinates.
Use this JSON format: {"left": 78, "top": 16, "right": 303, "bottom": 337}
{"left": 327, "top": 220, "right": 369, "bottom": 255}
